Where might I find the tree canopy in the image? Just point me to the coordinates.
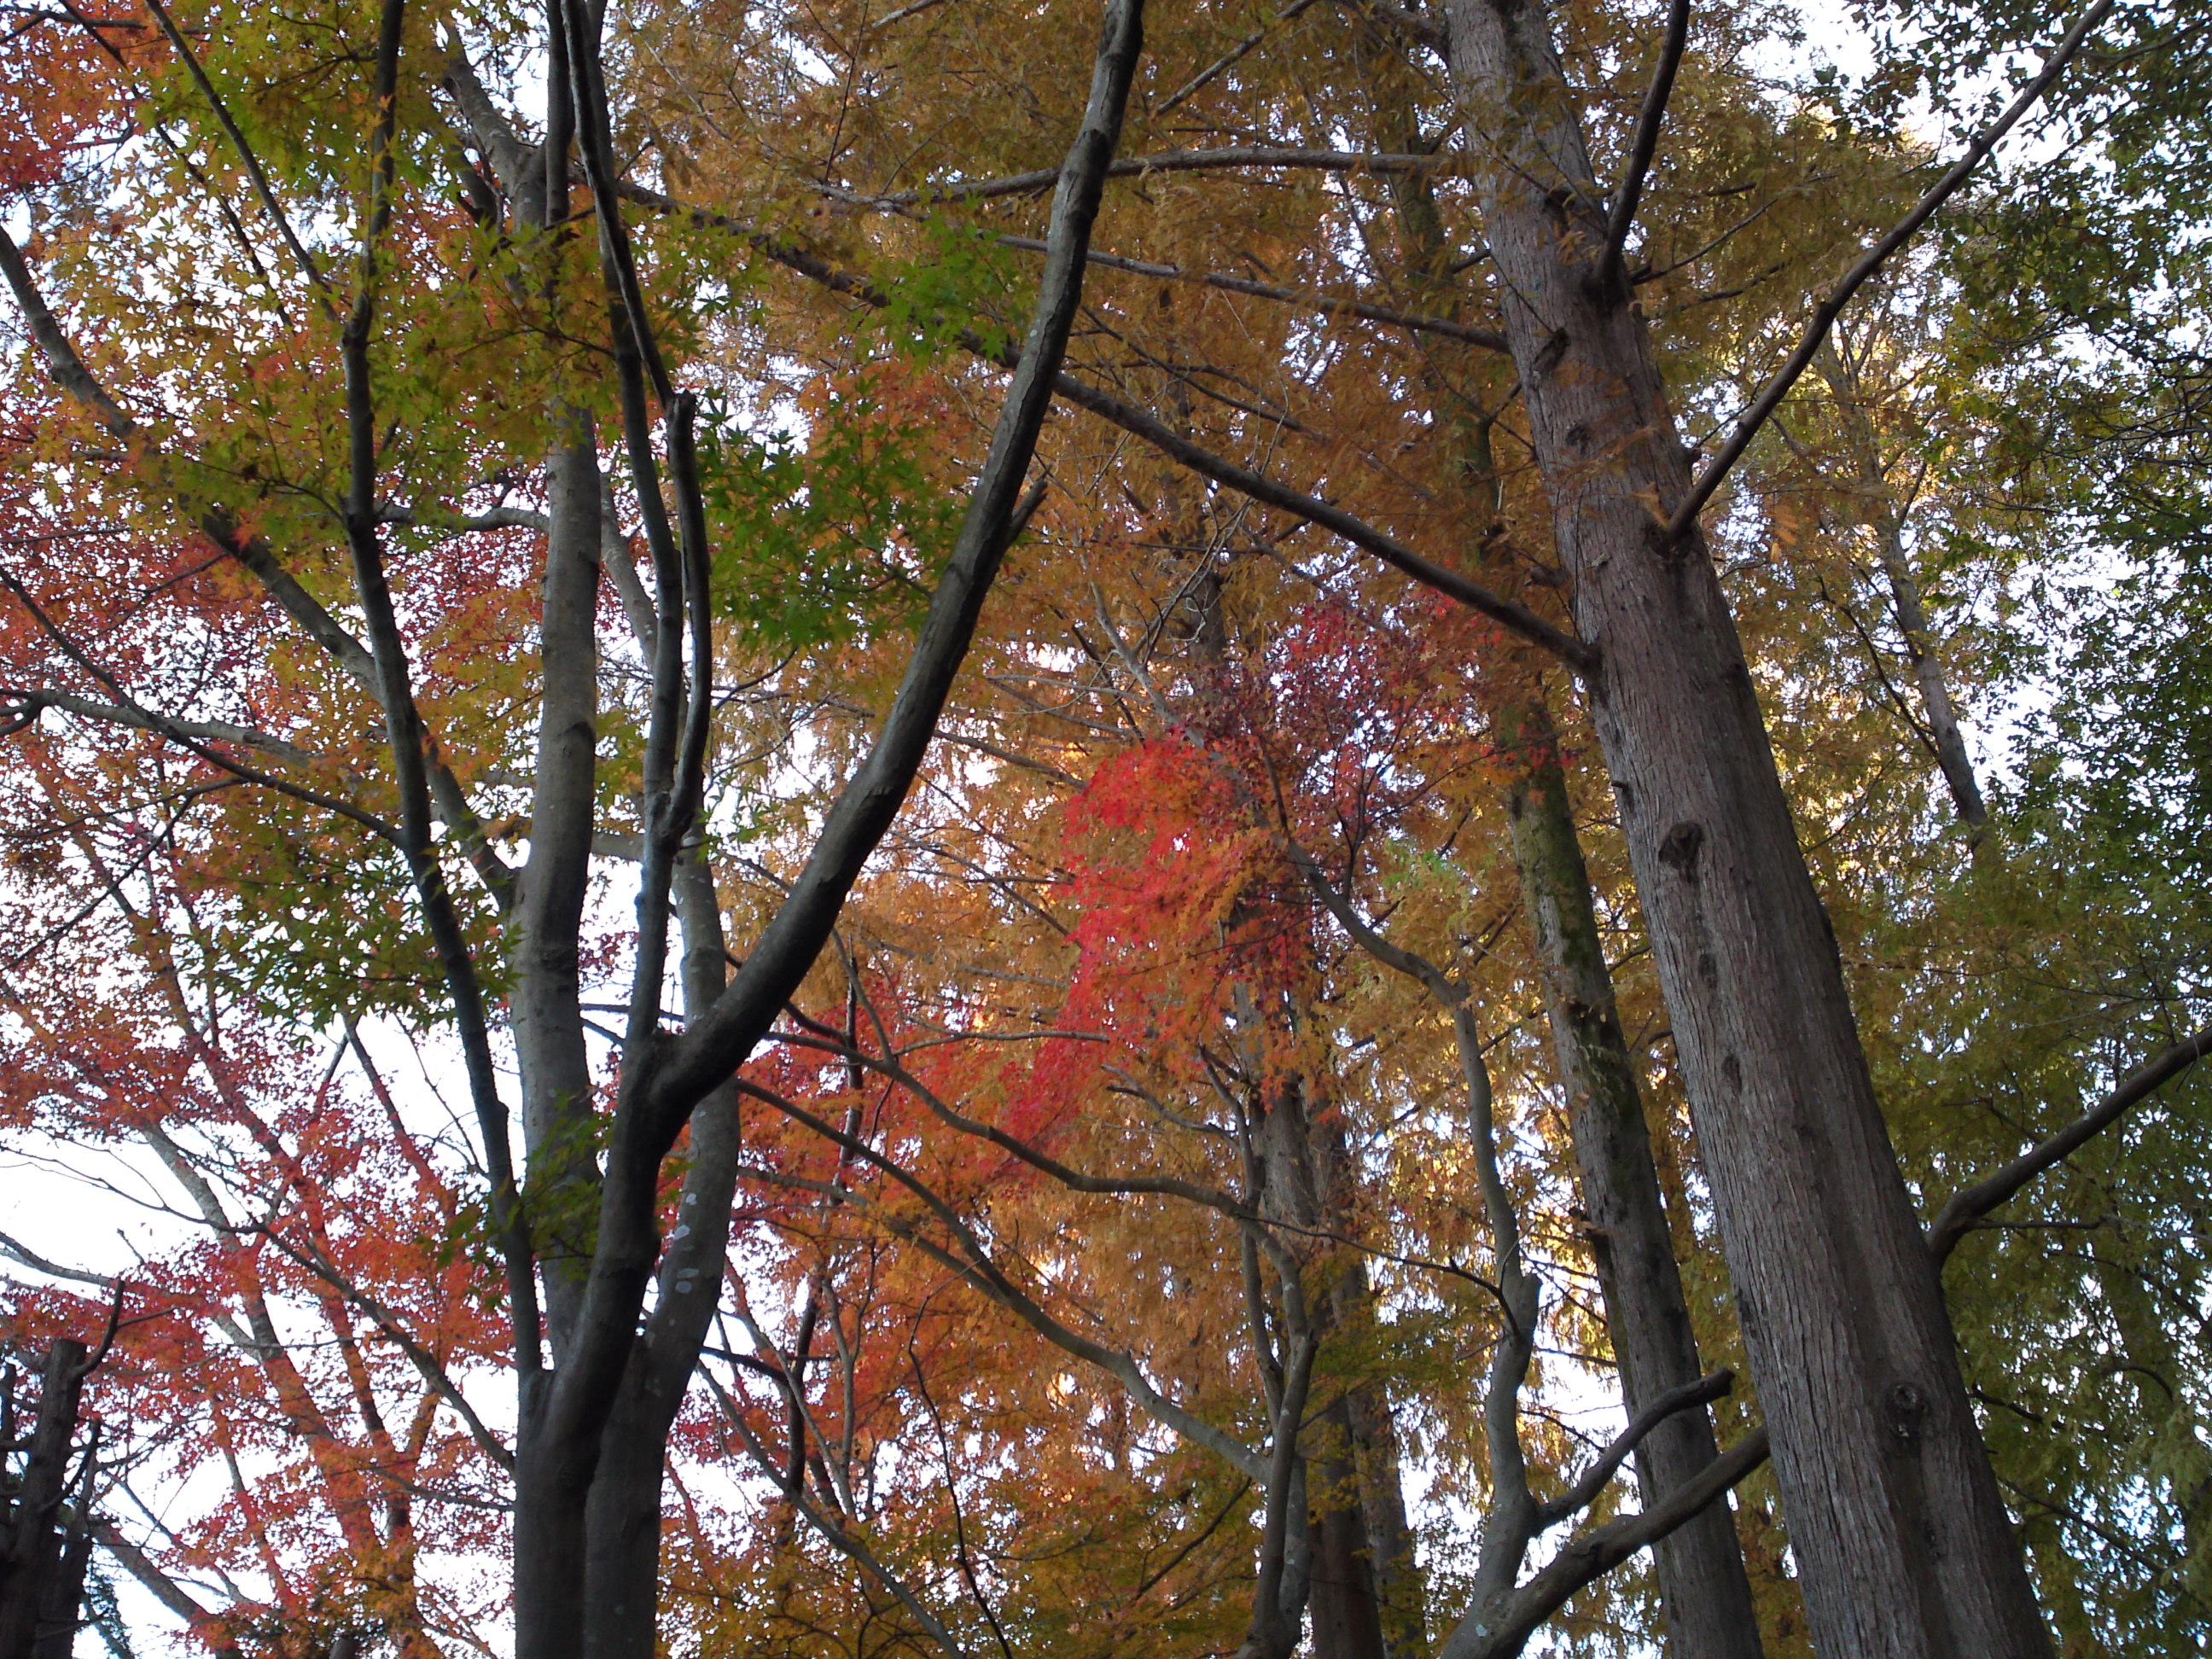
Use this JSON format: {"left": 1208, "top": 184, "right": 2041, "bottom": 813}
{"left": 0, "top": 0, "right": 2207, "bottom": 1656}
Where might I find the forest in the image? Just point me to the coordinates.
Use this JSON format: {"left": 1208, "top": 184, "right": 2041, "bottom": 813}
{"left": 0, "top": 0, "right": 2205, "bottom": 1654}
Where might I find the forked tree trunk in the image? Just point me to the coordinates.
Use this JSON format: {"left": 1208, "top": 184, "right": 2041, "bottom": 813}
{"left": 1442, "top": 1, "right": 2053, "bottom": 1651}
{"left": 580, "top": 854, "right": 743, "bottom": 1659}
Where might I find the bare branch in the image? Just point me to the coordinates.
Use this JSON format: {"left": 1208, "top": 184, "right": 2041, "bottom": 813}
{"left": 1929, "top": 1022, "right": 2212, "bottom": 1264}
{"left": 1158, "top": 0, "right": 1319, "bottom": 114}
{"left": 1668, "top": 0, "right": 2114, "bottom": 538}
{"left": 141, "top": 0, "right": 336, "bottom": 311}
{"left": 8, "top": 686, "right": 324, "bottom": 765}
{"left": 608, "top": 188, "right": 1578, "bottom": 664}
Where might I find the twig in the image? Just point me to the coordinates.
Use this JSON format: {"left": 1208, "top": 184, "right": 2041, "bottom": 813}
{"left": 1156, "top": 0, "right": 1318, "bottom": 114}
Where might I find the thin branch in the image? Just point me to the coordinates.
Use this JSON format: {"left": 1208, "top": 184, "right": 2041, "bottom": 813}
{"left": 1603, "top": 0, "right": 1691, "bottom": 269}
{"left": 1532, "top": 1367, "right": 1734, "bottom": 1526}
{"left": 992, "top": 232, "right": 1508, "bottom": 349}
{"left": 845, "top": 146, "right": 1448, "bottom": 208}
{"left": 140, "top": 0, "right": 337, "bottom": 311}
{"left": 1440, "top": 1428, "right": 1771, "bottom": 1659}
{"left": 1928, "top": 1022, "right": 2212, "bottom": 1264}
{"left": 608, "top": 187, "right": 1575, "bottom": 662}
{"left": 545, "top": 0, "right": 1147, "bottom": 1479}
{"left": 732, "top": 1077, "right": 1269, "bottom": 1481}
{"left": 1667, "top": 0, "right": 2114, "bottom": 538}
{"left": 8, "top": 686, "right": 323, "bottom": 766}
{"left": 1158, "top": 0, "right": 1318, "bottom": 113}
{"left": 0, "top": 562, "right": 404, "bottom": 842}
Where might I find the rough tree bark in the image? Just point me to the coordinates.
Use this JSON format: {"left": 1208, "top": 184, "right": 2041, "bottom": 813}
{"left": 1499, "top": 725, "right": 1767, "bottom": 1659}
{"left": 1441, "top": 0, "right": 2055, "bottom": 1652}
{"left": 1365, "top": 81, "right": 1766, "bottom": 1656}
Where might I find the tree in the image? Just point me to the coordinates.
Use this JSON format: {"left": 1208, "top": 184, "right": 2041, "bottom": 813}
{"left": 4, "top": 0, "right": 2211, "bottom": 1651}
{"left": 0, "top": 0, "right": 1143, "bottom": 1653}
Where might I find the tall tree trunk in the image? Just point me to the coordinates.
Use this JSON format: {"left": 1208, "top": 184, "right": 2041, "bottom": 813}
{"left": 508, "top": 421, "right": 607, "bottom": 1659}
{"left": 1249, "top": 1072, "right": 1422, "bottom": 1659}
{"left": 514, "top": 423, "right": 607, "bottom": 1354}
{"left": 1500, "top": 709, "right": 1766, "bottom": 1659}
{"left": 1365, "top": 76, "right": 1765, "bottom": 1657}
{"left": 1441, "top": 2, "right": 2052, "bottom": 1653}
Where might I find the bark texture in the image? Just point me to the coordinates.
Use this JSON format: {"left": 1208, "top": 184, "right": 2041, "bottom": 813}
{"left": 1443, "top": 0, "right": 2053, "bottom": 1651}
{"left": 1368, "top": 83, "right": 1764, "bottom": 1657}
{"left": 1500, "top": 714, "right": 1765, "bottom": 1659}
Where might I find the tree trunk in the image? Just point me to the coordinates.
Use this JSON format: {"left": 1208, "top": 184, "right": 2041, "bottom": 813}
{"left": 0, "top": 1342, "right": 88, "bottom": 1659}
{"left": 1442, "top": 1, "right": 2053, "bottom": 1652}
{"left": 1307, "top": 1399, "right": 1392, "bottom": 1659}
{"left": 1342, "top": 1321, "right": 1425, "bottom": 1659}
{"left": 1500, "top": 705, "right": 1766, "bottom": 1659}
{"left": 1364, "top": 78, "right": 1765, "bottom": 1656}
{"left": 1250, "top": 1075, "right": 1401, "bottom": 1659}
{"left": 508, "top": 423, "right": 608, "bottom": 1659}
{"left": 580, "top": 852, "right": 743, "bottom": 1659}
{"left": 513, "top": 425, "right": 608, "bottom": 1357}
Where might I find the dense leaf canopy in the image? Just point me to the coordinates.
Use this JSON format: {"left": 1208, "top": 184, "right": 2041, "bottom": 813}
{"left": 0, "top": 0, "right": 2206, "bottom": 1655}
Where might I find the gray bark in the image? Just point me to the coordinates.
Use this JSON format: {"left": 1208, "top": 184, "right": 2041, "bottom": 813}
{"left": 1875, "top": 524, "right": 1988, "bottom": 829}
{"left": 1442, "top": 0, "right": 2053, "bottom": 1652}
{"left": 1364, "top": 87, "right": 1764, "bottom": 1655}
{"left": 1501, "top": 719, "right": 1765, "bottom": 1659}
{"left": 579, "top": 853, "right": 743, "bottom": 1659}
{"left": 514, "top": 422, "right": 606, "bottom": 1359}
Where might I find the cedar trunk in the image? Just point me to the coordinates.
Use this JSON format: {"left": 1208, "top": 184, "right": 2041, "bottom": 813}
{"left": 1372, "top": 109, "right": 1765, "bottom": 1656}
{"left": 1442, "top": 0, "right": 2053, "bottom": 1652}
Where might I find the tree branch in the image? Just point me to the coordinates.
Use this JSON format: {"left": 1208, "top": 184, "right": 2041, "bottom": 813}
{"left": 607, "top": 184, "right": 1577, "bottom": 663}
{"left": 839, "top": 146, "right": 1450, "bottom": 208}
{"left": 1439, "top": 1428, "right": 1771, "bottom": 1659}
{"left": 1533, "top": 1367, "right": 1734, "bottom": 1526}
{"left": 141, "top": 0, "right": 336, "bottom": 311}
{"left": 1603, "top": 0, "right": 1690, "bottom": 270}
{"left": 1928, "top": 1022, "right": 2212, "bottom": 1264}
{"left": 1667, "top": 0, "right": 2114, "bottom": 538}
{"left": 540, "top": 0, "right": 1149, "bottom": 1481}
{"left": 992, "top": 232, "right": 1508, "bottom": 349}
